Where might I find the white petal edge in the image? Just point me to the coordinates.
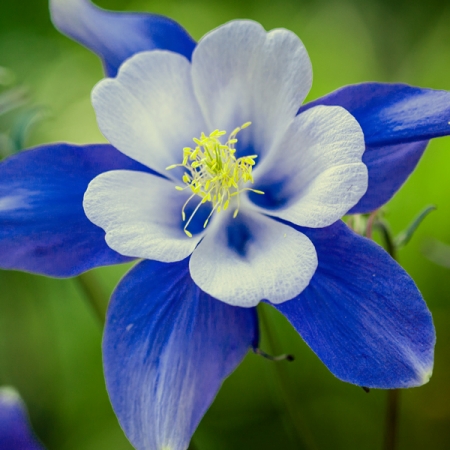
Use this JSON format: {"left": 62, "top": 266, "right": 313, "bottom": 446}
{"left": 83, "top": 170, "right": 202, "bottom": 261}
{"left": 189, "top": 209, "right": 318, "bottom": 307}
{"left": 191, "top": 20, "right": 312, "bottom": 161}
{"left": 92, "top": 51, "right": 207, "bottom": 179}
{"left": 251, "top": 105, "right": 368, "bottom": 228}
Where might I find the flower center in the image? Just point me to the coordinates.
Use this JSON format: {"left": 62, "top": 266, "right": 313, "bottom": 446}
{"left": 166, "top": 122, "right": 264, "bottom": 237}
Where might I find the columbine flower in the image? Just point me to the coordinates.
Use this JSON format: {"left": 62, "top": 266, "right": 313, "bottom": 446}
{"left": 83, "top": 26, "right": 368, "bottom": 306}
{"left": 0, "top": 387, "right": 45, "bottom": 450}
{"left": 1, "top": 0, "right": 449, "bottom": 449}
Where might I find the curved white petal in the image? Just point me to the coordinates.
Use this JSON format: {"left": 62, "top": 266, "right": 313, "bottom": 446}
{"left": 251, "top": 105, "right": 368, "bottom": 228}
{"left": 92, "top": 51, "right": 207, "bottom": 178}
{"left": 189, "top": 209, "right": 318, "bottom": 307}
{"left": 191, "top": 20, "right": 312, "bottom": 160}
{"left": 83, "top": 170, "right": 202, "bottom": 261}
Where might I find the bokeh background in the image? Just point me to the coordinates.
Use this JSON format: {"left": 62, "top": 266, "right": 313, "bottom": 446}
{"left": 1, "top": 0, "right": 450, "bottom": 449}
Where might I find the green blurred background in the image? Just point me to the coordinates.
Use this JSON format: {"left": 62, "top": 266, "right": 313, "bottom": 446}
{"left": 1, "top": 0, "right": 450, "bottom": 449}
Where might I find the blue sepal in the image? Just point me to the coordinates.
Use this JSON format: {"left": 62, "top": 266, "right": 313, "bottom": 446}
{"left": 300, "top": 83, "right": 450, "bottom": 146}
{"left": 103, "top": 258, "right": 258, "bottom": 450}
{"left": 50, "top": 0, "right": 196, "bottom": 77}
{"left": 0, "top": 143, "right": 151, "bottom": 277}
{"left": 275, "top": 221, "right": 435, "bottom": 388}
{"left": 300, "top": 83, "right": 450, "bottom": 212}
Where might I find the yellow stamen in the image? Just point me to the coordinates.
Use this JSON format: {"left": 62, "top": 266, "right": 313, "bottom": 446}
{"left": 166, "top": 122, "right": 264, "bottom": 237}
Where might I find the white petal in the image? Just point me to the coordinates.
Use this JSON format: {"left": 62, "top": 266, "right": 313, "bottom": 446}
{"left": 251, "top": 105, "right": 368, "bottom": 228}
{"left": 189, "top": 209, "right": 318, "bottom": 307}
{"left": 92, "top": 51, "right": 207, "bottom": 178}
{"left": 191, "top": 20, "right": 312, "bottom": 160}
{"left": 83, "top": 170, "right": 202, "bottom": 261}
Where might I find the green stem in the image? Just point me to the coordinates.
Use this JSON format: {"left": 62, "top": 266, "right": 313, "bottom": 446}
{"left": 374, "top": 220, "right": 397, "bottom": 261}
{"left": 374, "top": 220, "right": 400, "bottom": 450}
{"left": 384, "top": 389, "right": 400, "bottom": 450}
{"left": 258, "top": 304, "right": 318, "bottom": 450}
{"left": 74, "top": 272, "right": 108, "bottom": 325}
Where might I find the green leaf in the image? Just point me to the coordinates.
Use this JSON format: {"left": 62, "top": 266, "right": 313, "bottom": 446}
{"left": 394, "top": 205, "right": 437, "bottom": 249}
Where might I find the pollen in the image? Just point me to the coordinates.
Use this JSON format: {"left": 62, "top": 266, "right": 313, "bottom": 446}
{"left": 166, "top": 122, "right": 264, "bottom": 237}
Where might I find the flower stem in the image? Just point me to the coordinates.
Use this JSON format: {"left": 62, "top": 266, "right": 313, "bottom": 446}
{"left": 373, "top": 219, "right": 400, "bottom": 450}
{"left": 384, "top": 389, "right": 400, "bottom": 450}
{"left": 257, "top": 304, "right": 319, "bottom": 450}
{"left": 74, "top": 272, "right": 108, "bottom": 325}
{"left": 374, "top": 219, "right": 397, "bottom": 261}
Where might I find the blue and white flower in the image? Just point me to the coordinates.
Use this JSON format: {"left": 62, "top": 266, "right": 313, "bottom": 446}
{"left": 0, "top": 387, "right": 45, "bottom": 450}
{"left": 83, "top": 20, "right": 368, "bottom": 307}
{"left": 1, "top": 0, "right": 449, "bottom": 449}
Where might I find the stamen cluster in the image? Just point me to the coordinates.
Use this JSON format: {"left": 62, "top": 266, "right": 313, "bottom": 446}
{"left": 166, "top": 122, "right": 263, "bottom": 237}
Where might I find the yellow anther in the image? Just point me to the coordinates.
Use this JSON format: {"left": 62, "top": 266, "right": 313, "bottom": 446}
{"left": 166, "top": 122, "right": 264, "bottom": 237}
